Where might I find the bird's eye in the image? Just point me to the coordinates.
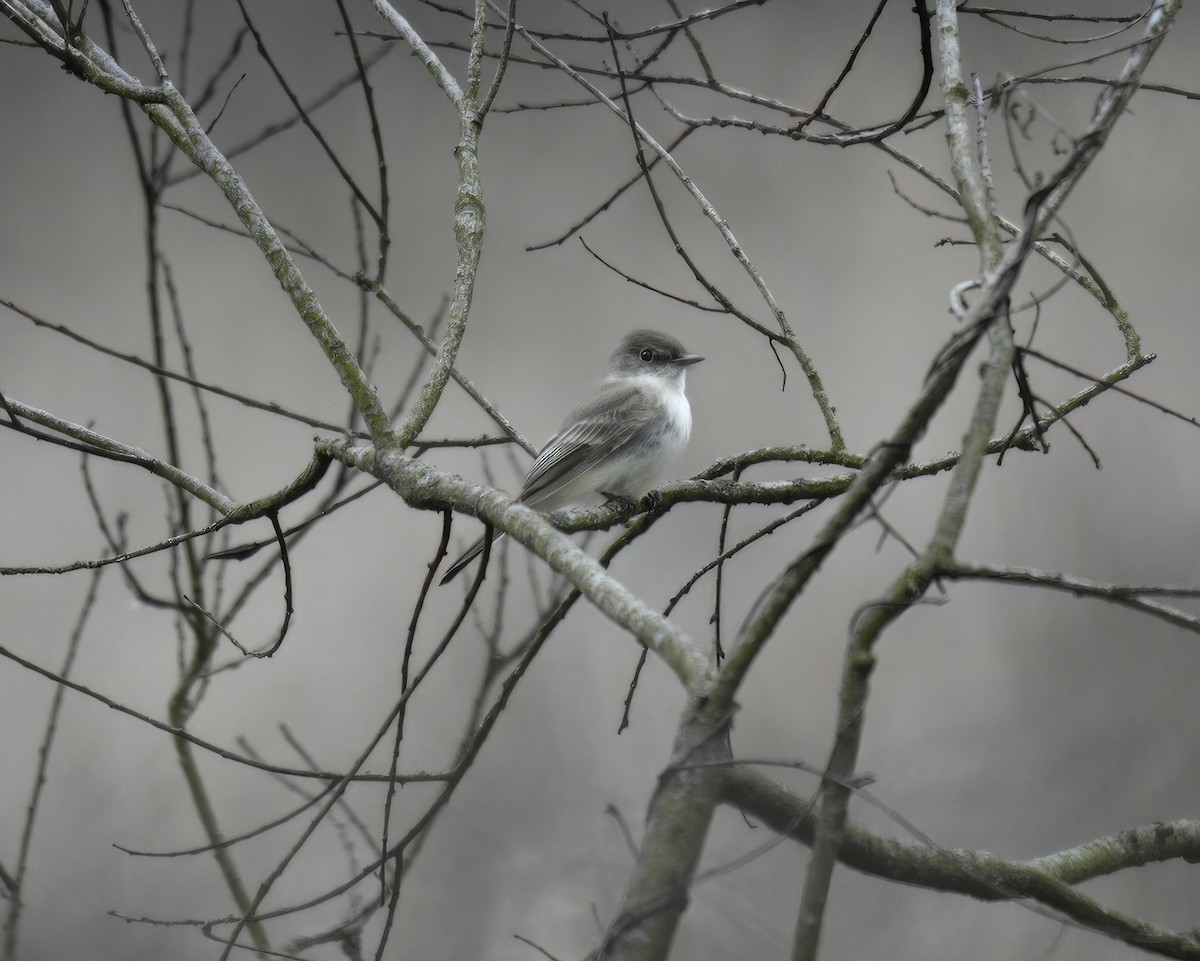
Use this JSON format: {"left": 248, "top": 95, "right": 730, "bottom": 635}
{"left": 639, "top": 348, "right": 654, "bottom": 362}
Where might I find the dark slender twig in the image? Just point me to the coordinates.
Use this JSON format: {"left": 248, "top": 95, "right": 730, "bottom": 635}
{"left": 512, "top": 933, "right": 566, "bottom": 961}
{"left": 526, "top": 127, "right": 696, "bottom": 250}
{"left": 115, "top": 783, "right": 335, "bottom": 857}
{"left": 478, "top": 0, "right": 517, "bottom": 121}
{"left": 189, "top": 26, "right": 249, "bottom": 115}
{"left": 424, "top": 0, "right": 764, "bottom": 42}
{"left": 162, "top": 259, "right": 222, "bottom": 496}
{"left": 795, "top": 0, "right": 893, "bottom": 134}
{"left": 617, "top": 646, "right": 650, "bottom": 734}
{"left": 665, "top": 501, "right": 823, "bottom": 618}
{"left": 185, "top": 513, "right": 293, "bottom": 657}
{"left": 578, "top": 237, "right": 727, "bottom": 312}
{"left": 164, "top": 201, "right": 361, "bottom": 283}
{"left": 0, "top": 642, "right": 444, "bottom": 783}
{"left": 887, "top": 169, "right": 969, "bottom": 222}
{"left": 974, "top": 3, "right": 1149, "bottom": 44}
{"left": 710, "top": 463, "right": 746, "bottom": 663}
{"left": 333, "top": 0, "right": 391, "bottom": 280}
{"left": 2, "top": 298, "right": 367, "bottom": 438}
{"left": 167, "top": 44, "right": 396, "bottom": 187}
{"left": 1022, "top": 347, "right": 1196, "bottom": 429}
{"left": 958, "top": 5, "right": 1142, "bottom": 23}
{"left": 5, "top": 563, "right": 103, "bottom": 957}
{"left": 232, "top": 0, "right": 383, "bottom": 228}
{"left": 600, "top": 22, "right": 787, "bottom": 348}
{"left": 381, "top": 510, "right": 453, "bottom": 901}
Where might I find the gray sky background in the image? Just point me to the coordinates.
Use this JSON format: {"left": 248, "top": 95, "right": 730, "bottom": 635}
{"left": 2, "top": 1, "right": 1199, "bottom": 959}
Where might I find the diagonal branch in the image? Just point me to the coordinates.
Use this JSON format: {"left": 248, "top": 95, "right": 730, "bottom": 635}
{"left": 367, "top": 0, "right": 463, "bottom": 105}
{"left": 789, "top": 3, "right": 1183, "bottom": 957}
{"left": 721, "top": 768, "right": 1200, "bottom": 961}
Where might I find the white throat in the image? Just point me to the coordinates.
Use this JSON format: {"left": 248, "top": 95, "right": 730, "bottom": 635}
{"left": 611, "top": 370, "right": 693, "bottom": 444}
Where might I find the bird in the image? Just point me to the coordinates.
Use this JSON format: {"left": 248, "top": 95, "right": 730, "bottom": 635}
{"left": 439, "top": 329, "right": 703, "bottom": 585}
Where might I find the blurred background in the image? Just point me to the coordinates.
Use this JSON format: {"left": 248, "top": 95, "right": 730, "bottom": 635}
{"left": 2, "top": 1, "right": 1199, "bottom": 958}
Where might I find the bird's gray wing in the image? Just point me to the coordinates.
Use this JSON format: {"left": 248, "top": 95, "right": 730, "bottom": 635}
{"left": 441, "top": 385, "right": 657, "bottom": 584}
{"left": 520, "top": 383, "right": 658, "bottom": 507}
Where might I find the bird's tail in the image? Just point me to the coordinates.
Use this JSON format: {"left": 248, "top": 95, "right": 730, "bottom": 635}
{"left": 438, "top": 529, "right": 502, "bottom": 585}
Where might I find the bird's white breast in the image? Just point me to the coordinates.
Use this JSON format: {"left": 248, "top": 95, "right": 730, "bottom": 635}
{"left": 657, "top": 376, "right": 693, "bottom": 451}
{"left": 608, "top": 372, "right": 692, "bottom": 498}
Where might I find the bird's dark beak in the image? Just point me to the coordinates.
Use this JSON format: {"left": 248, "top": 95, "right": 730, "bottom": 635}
{"left": 673, "top": 353, "right": 704, "bottom": 368}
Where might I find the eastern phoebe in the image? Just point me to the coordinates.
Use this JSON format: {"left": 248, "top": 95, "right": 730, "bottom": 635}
{"left": 439, "top": 329, "right": 703, "bottom": 584}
